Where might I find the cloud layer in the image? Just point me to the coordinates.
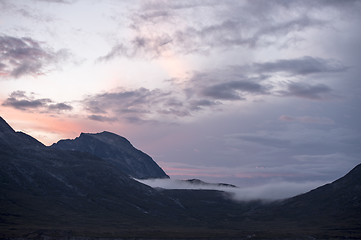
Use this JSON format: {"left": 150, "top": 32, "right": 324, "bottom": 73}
{"left": 2, "top": 91, "right": 73, "bottom": 112}
{"left": 0, "top": 35, "right": 67, "bottom": 78}
{"left": 83, "top": 55, "right": 345, "bottom": 123}
{"left": 136, "top": 178, "right": 327, "bottom": 201}
{"left": 100, "top": 1, "right": 328, "bottom": 59}
{"left": 100, "top": 0, "right": 361, "bottom": 60}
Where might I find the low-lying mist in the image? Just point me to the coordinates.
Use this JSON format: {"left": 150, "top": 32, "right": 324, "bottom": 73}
{"left": 136, "top": 178, "right": 327, "bottom": 201}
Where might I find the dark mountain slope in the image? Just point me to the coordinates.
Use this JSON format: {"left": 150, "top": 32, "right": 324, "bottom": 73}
{"left": 1, "top": 116, "right": 360, "bottom": 239}
{"left": 0, "top": 117, "right": 253, "bottom": 238}
{"left": 0, "top": 117, "right": 44, "bottom": 149}
{"left": 242, "top": 164, "right": 361, "bottom": 238}
{"left": 51, "top": 131, "right": 168, "bottom": 179}
{"left": 277, "top": 163, "right": 361, "bottom": 225}
{"left": 0, "top": 144, "right": 177, "bottom": 225}
{"left": 0, "top": 116, "right": 14, "bottom": 133}
{"left": 0, "top": 146, "right": 254, "bottom": 238}
{"left": 0, "top": 118, "right": 184, "bottom": 237}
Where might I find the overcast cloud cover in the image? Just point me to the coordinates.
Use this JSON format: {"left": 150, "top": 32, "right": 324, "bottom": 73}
{"left": 0, "top": 0, "right": 360, "bottom": 196}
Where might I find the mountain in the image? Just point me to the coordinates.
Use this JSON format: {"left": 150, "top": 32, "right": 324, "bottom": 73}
{"left": 0, "top": 117, "right": 186, "bottom": 237}
{"left": 0, "top": 116, "right": 360, "bottom": 239}
{"left": 0, "top": 117, "right": 44, "bottom": 149}
{"left": 276, "top": 163, "right": 361, "bottom": 227}
{"left": 183, "top": 178, "right": 237, "bottom": 188}
{"left": 0, "top": 116, "right": 14, "bottom": 133}
{"left": 243, "top": 164, "right": 361, "bottom": 238}
{"left": 157, "top": 163, "right": 361, "bottom": 239}
{"left": 51, "top": 131, "right": 168, "bottom": 179}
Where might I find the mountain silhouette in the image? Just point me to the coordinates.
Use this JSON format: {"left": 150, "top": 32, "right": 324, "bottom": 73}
{"left": 51, "top": 131, "right": 168, "bottom": 179}
{"left": 275, "top": 163, "right": 361, "bottom": 227}
{"left": 0, "top": 117, "right": 186, "bottom": 238}
{"left": 0, "top": 116, "right": 44, "bottom": 149}
{"left": 0, "top": 116, "right": 360, "bottom": 239}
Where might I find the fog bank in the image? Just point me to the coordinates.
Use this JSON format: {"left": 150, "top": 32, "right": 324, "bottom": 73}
{"left": 136, "top": 178, "right": 327, "bottom": 201}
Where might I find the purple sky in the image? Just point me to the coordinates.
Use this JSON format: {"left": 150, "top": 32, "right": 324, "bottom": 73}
{"left": 1, "top": 0, "right": 360, "bottom": 195}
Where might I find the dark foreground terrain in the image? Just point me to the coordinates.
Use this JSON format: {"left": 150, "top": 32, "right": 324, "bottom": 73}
{"left": 0, "top": 116, "right": 360, "bottom": 239}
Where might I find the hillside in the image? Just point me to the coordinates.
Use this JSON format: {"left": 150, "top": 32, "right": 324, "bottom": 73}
{"left": 0, "top": 116, "right": 360, "bottom": 239}
{"left": 51, "top": 131, "right": 168, "bottom": 179}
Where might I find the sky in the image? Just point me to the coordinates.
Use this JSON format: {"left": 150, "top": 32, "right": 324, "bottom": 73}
{"left": 1, "top": 0, "right": 361, "bottom": 196}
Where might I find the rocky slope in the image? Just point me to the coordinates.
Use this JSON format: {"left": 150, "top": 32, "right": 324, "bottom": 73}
{"left": 51, "top": 131, "right": 168, "bottom": 179}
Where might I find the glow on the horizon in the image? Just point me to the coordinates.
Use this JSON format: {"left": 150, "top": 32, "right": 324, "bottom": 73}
{"left": 0, "top": 108, "right": 83, "bottom": 145}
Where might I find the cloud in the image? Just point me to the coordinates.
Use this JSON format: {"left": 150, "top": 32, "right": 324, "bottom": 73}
{"left": 48, "top": 103, "right": 73, "bottom": 111}
{"left": 150, "top": 145, "right": 358, "bottom": 200}
{"left": 100, "top": 1, "right": 334, "bottom": 59}
{"left": 189, "top": 99, "right": 219, "bottom": 111}
{"left": 310, "top": 0, "right": 361, "bottom": 14}
{"left": 34, "top": 0, "right": 75, "bottom": 3}
{"left": 136, "top": 178, "right": 233, "bottom": 191}
{"left": 233, "top": 134, "right": 291, "bottom": 149}
{"left": 88, "top": 114, "right": 117, "bottom": 122}
{"left": 229, "top": 180, "right": 327, "bottom": 201}
{"left": 253, "top": 56, "right": 347, "bottom": 75}
{"left": 81, "top": 77, "right": 230, "bottom": 123}
{"left": 2, "top": 91, "right": 73, "bottom": 112}
{"left": 97, "top": 44, "right": 128, "bottom": 62}
{"left": 279, "top": 115, "right": 335, "bottom": 125}
{"left": 136, "top": 178, "right": 327, "bottom": 201}
{"left": 2, "top": 91, "right": 51, "bottom": 110}
{"left": 83, "top": 88, "right": 182, "bottom": 123}
{"left": 0, "top": 0, "right": 72, "bottom": 24}
{"left": 83, "top": 88, "right": 167, "bottom": 114}
{"left": 82, "top": 72, "right": 269, "bottom": 123}
{"left": 202, "top": 81, "right": 266, "bottom": 100}
{"left": 179, "top": 56, "right": 343, "bottom": 103}
{"left": 0, "top": 35, "right": 67, "bottom": 78}
{"left": 3, "top": 97, "right": 50, "bottom": 109}
{"left": 281, "top": 82, "right": 333, "bottom": 100}
{"left": 0, "top": 62, "right": 6, "bottom": 71}
{"left": 86, "top": 54, "right": 345, "bottom": 124}
{"left": 160, "top": 151, "right": 357, "bottom": 185}
{"left": 222, "top": 123, "right": 361, "bottom": 175}
{"left": 184, "top": 68, "right": 270, "bottom": 103}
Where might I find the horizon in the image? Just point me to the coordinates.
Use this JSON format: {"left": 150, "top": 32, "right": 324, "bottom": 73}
{"left": 1, "top": 0, "right": 360, "bottom": 195}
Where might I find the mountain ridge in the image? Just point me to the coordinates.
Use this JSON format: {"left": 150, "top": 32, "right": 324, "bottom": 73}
{"left": 0, "top": 116, "right": 360, "bottom": 239}
{"left": 183, "top": 178, "right": 237, "bottom": 188}
{"left": 0, "top": 116, "right": 15, "bottom": 133}
{"left": 278, "top": 163, "right": 361, "bottom": 220}
{"left": 0, "top": 117, "right": 44, "bottom": 149}
{"left": 51, "top": 131, "right": 169, "bottom": 179}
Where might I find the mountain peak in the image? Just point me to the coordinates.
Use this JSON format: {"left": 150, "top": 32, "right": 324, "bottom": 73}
{"left": 0, "top": 116, "right": 44, "bottom": 148}
{"left": 0, "top": 116, "right": 15, "bottom": 133}
{"left": 52, "top": 131, "right": 169, "bottom": 179}
{"left": 184, "top": 179, "right": 237, "bottom": 188}
{"left": 78, "top": 131, "right": 133, "bottom": 147}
